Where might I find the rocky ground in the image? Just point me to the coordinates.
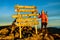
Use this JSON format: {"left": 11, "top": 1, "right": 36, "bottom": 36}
{"left": 0, "top": 25, "right": 60, "bottom": 40}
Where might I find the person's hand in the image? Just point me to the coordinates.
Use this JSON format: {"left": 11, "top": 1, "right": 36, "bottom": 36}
{"left": 39, "top": 13, "right": 40, "bottom": 15}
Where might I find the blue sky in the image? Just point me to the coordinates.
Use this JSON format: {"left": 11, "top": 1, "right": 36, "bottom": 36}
{"left": 0, "top": 0, "right": 60, "bottom": 28}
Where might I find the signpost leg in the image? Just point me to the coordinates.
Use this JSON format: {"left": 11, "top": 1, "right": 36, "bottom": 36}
{"left": 19, "top": 26, "right": 22, "bottom": 38}
{"left": 35, "top": 25, "right": 37, "bottom": 34}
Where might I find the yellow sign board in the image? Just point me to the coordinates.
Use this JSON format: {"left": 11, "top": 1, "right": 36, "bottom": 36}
{"left": 16, "top": 18, "right": 37, "bottom": 22}
{"left": 15, "top": 21, "right": 39, "bottom": 26}
{"left": 12, "top": 14, "right": 39, "bottom": 18}
{"left": 12, "top": 5, "right": 39, "bottom": 38}
{"left": 15, "top": 5, "right": 36, "bottom": 9}
{"left": 15, "top": 9, "right": 37, "bottom": 12}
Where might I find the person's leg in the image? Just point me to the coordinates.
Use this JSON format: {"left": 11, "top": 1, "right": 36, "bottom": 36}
{"left": 45, "top": 23, "right": 47, "bottom": 33}
{"left": 41, "top": 22, "right": 43, "bottom": 31}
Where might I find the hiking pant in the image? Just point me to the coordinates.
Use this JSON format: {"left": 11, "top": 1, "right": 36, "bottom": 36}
{"left": 41, "top": 22, "right": 47, "bottom": 33}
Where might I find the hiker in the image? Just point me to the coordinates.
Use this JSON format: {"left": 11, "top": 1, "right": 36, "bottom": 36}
{"left": 38, "top": 10, "right": 48, "bottom": 33}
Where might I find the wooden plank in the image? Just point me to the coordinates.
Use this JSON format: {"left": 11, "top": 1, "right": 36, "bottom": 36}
{"left": 15, "top": 9, "right": 37, "bottom": 12}
{"left": 12, "top": 14, "right": 39, "bottom": 18}
{"left": 15, "top": 21, "right": 39, "bottom": 26}
{"left": 15, "top": 5, "right": 36, "bottom": 9}
{"left": 16, "top": 18, "right": 37, "bottom": 22}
